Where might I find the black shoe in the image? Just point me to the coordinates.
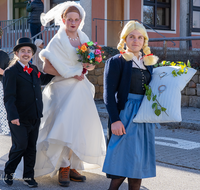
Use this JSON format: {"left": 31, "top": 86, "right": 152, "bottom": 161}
{"left": 3, "top": 173, "right": 13, "bottom": 186}
{"left": 23, "top": 178, "right": 38, "bottom": 188}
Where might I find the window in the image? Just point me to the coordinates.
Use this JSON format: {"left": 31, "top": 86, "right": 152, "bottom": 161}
{"left": 193, "top": 0, "right": 200, "bottom": 32}
{"left": 143, "top": 0, "right": 171, "bottom": 30}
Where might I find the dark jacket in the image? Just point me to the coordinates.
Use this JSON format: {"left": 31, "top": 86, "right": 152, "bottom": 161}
{"left": 3, "top": 61, "right": 54, "bottom": 121}
{"left": 103, "top": 54, "right": 153, "bottom": 124}
{"left": 0, "top": 50, "right": 9, "bottom": 81}
{"left": 26, "top": 0, "right": 44, "bottom": 24}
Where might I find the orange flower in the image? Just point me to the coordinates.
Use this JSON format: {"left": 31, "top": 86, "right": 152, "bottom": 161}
{"left": 81, "top": 45, "right": 87, "bottom": 52}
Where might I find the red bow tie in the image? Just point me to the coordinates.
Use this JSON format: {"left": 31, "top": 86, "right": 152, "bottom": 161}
{"left": 23, "top": 66, "right": 33, "bottom": 74}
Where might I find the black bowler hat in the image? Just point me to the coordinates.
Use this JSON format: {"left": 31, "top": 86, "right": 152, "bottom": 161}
{"left": 13, "top": 37, "right": 37, "bottom": 55}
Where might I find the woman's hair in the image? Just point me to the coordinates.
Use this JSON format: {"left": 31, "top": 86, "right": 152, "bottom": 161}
{"left": 9, "top": 54, "right": 19, "bottom": 67}
{"left": 117, "top": 20, "right": 158, "bottom": 66}
{"left": 61, "top": 6, "right": 81, "bottom": 19}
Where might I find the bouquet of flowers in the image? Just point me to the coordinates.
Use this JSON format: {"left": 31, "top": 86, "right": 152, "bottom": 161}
{"left": 76, "top": 41, "right": 106, "bottom": 65}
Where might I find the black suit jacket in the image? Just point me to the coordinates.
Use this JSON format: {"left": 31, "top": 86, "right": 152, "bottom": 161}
{"left": 3, "top": 61, "right": 54, "bottom": 121}
{"left": 0, "top": 50, "right": 10, "bottom": 81}
{"left": 103, "top": 54, "right": 153, "bottom": 124}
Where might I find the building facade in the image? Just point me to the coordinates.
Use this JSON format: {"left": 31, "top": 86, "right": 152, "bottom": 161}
{"left": 0, "top": 0, "right": 200, "bottom": 49}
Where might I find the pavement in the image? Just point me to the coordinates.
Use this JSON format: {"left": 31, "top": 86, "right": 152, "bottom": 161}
{"left": 0, "top": 101, "right": 200, "bottom": 189}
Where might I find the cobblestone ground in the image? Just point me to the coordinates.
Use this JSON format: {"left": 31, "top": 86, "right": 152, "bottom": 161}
{"left": 155, "top": 126, "right": 200, "bottom": 170}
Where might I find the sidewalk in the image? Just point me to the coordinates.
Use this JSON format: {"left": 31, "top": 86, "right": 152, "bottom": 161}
{"left": 95, "top": 100, "right": 200, "bottom": 131}
{"left": 0, "top": 101, "right": 200, "bottom": 189}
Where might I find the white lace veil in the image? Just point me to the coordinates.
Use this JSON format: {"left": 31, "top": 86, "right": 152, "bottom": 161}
{"left": 40, "top": 1, "right": 85, "bottom": 30}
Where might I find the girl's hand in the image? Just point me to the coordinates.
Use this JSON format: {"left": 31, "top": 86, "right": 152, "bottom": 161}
{"left": 73, "top": 73, "right": 84, "bottom": 81}
{"left": 111, "top": 121, "right": 126, "bottom": 136}
{"left": 11, "top": 119, "right": 20, "bottom": 126}
{"left": 82, "top": 63, "right": 95, "bottom": 71}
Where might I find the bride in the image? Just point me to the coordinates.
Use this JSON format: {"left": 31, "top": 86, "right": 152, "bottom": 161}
{"left": 0, "top": 1, "right": 106, "bottom": 188}
{"left": 35, "top": 1, "right": 106, "bottom": 187}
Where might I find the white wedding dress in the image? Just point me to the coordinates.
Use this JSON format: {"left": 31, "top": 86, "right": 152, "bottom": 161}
{"left": 34, "top": 74, "right": 106, "bottom": 177}
{"left": 0, "top": 27, "right": 106, "bottom": 178}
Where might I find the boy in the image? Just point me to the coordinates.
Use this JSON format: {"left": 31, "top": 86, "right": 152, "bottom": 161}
{"left": 3, "top": 37, "right": 53, "bottom": 187}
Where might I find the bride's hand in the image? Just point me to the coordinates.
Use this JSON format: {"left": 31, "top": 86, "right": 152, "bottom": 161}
{"left": 82, "top": 63, "right": 95, "bottom": 71}
{"left": 73, "top": 73, "right": 84, "bottom": 81}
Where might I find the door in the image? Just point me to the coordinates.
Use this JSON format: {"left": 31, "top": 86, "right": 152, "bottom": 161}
{"left": 13, "top": 0, "right": 28, "bottom": 19}
{"left": 107, "top": 0, "right": 124, "bottom": 47}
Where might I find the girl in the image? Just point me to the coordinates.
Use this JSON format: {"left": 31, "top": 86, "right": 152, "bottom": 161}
{"left": 102, "top": 21, "right": 159, "bottom": 190}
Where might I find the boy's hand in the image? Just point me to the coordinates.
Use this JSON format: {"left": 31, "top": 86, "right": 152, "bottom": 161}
{"left": 11, "top": 119, "right": 20, "bottom": 126}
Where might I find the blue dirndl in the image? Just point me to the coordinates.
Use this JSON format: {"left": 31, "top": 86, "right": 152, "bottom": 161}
{"left": 102, "top": 93, "right": 156, "bottom": 179}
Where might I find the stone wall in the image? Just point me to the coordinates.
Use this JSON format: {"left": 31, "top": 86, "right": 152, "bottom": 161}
{"left": 87, "top": 62, "right": 105, "bottom": 99}
{"left": 181, "top": 71, "right": 200, "bottom": 108}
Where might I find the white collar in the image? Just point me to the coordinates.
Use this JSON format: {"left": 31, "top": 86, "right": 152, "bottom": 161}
{"left": 18, "top": 60, "right": 29, "bottom": 68}
{"left": 132, "top": 52, "right": 142, "bottom": 61}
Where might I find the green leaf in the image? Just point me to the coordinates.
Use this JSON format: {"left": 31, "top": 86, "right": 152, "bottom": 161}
{"left": 161, "top": 107, "right": 167, "bottom": 111}
{"left": 87, "top": 41, "right": 94, "bottom": 46}
{"left": 147, "top": 95, "right": 151, "bottom": 101}
{"left": 155, "top": 109, "right": 161, "bottom": 116}
{"left": 172, "top": 70, "right": 178, "bottom": 77}
{"left": 153, "top": 95, "right": 157, "bottom": 101}
{"left": 152, "top": 103, "right": 157, "bottom": 109}
{"left": 154, "top": 64, "right": 158, "bottom": 68}
{"left": 144, "top": 84, "right": 149, "bottom": 90}
{"left": 147, "top": 88, "right": 152, "bottom": 96}
{"left": 177, "top": 70, "right": 181, "bottom": 76}
{"left": 187, "top": 60, "right": 191, "bottom": 68}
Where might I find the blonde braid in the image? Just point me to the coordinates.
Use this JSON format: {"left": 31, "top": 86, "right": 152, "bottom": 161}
{"left": 117, "top": 38, "right": 134, "bottom": 61}
{"left": 143, "top": 39, "right": 151, "bottom": 55}
{"left": 117, "top": 38, "right": 125, "bottom": 53}
{"left": 142, "top": 38, "right": 159, "bottom": 66}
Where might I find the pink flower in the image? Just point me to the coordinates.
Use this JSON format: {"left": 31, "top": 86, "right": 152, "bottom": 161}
{"left": 95, "top": 49, "right": 101, "bottom": 55}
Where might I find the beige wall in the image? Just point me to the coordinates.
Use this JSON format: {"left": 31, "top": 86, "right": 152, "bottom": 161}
{"left": 0, "top": 0, "right": 7, "bottom": 21}
{"left": 92, "top": 0, "right": 105, "bottom": 45}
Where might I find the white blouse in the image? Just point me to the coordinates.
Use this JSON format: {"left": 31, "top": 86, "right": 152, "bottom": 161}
{"left": 132, "top": 52, "right": 146, "bottom": 70}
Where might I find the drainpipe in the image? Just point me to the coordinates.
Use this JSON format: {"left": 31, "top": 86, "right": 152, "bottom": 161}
{"left": 188, "top": 0, "right": 192, "bottom": 50}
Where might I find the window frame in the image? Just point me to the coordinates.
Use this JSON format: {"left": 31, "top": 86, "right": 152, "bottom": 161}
{"left": 143, "top": 0, "right": 171, "bottom": 30}
{"left": 192, "top": 0, "right": 200, "bottom": 32}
